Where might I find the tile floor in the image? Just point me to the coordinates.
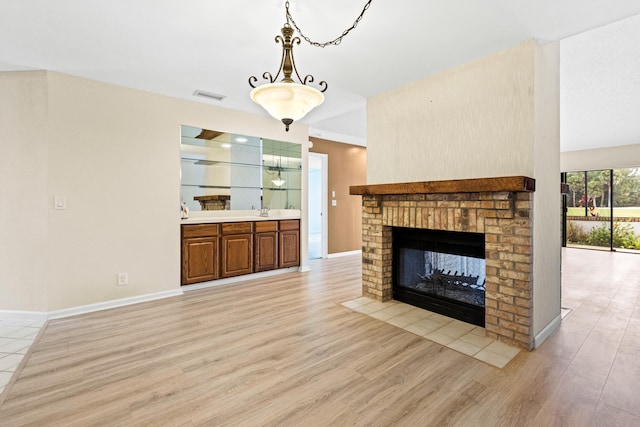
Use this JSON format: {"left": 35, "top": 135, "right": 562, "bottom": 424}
{"left": 341, "top": 296, "right": 521, "bottom": 368}
{"left": 0, "top": 318, "right": 45, "bottom": 396}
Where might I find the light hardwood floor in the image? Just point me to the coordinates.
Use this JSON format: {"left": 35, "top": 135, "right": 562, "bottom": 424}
{"left": 1, "top": 248, "right": 639, "bottom": 426}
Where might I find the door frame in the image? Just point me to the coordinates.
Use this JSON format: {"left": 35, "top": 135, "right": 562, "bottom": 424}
{"left": 308, "top": 152, "right": 328, "bottom": 259}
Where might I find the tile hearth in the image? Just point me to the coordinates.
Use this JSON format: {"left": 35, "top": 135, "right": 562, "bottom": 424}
{"left": 342, "top": 297, "right": 521, "bottom": 368}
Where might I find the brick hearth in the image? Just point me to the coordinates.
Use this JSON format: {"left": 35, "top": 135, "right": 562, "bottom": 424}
{"left": 350, "top": 176, "right": 535, "bottom": 350}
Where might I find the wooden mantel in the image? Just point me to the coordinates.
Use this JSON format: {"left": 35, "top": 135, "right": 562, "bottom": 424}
{"left": 349, "top": 176, "right": 535, "bottom": 196}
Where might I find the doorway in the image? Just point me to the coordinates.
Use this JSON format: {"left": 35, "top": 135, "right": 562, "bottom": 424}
{"left": 308, "top": 152, "right": 328, "bottom": 259}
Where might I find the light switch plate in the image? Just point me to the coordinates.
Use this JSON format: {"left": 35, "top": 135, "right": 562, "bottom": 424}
{"left": 117, "top": 273, "right": 128, "bottom": 286}
{"left": 332, "top": 200, "right": 337, "bottom": 206}
{"left": 54, "top": 196, "right": 66, "bottom": 210}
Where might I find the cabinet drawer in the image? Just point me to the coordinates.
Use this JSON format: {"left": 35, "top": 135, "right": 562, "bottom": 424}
{"left": 182, "top": 224, "right": 220, "bottom": 238}
{"left": 254, "top": 221, "right": 278, "bottom": 233}
{"left": 222, "top": 221, "right": 252, "bottom": 234}
{"left": 279, "top": 220, "right": 300, "bottom": 231}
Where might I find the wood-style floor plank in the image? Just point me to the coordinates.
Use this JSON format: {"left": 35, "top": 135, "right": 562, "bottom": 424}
{"left": 1, "top": 249, "right": 640, "bottom": 426}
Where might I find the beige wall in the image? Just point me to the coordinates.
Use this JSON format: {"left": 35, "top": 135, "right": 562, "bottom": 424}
{"left": 533, "top": 42, "right": 562, "bottom": 340}
{"left": 310, "top": 138, "right": 366, "bottom": 254}
{"left": 561, "top": 143, "right": 640, "bottom": 171}
{"left": 1, "top": 70, "right": 308, "bottom": 312}
{"left": 0, "top": 71, "right": 49, "bottom": 311}
{"left": 367, "top": 41, "right": 537, "bottom": 184}
{"left": 366, "top": 40, "right": 561, "bottom": 342}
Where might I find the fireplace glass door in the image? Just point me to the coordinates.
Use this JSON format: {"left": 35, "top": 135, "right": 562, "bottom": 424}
{"left": 397, "top": 249, "right": 486, "bottom": 306}
{"left": 393, "top": 228, "right": 486, "bottom": 326}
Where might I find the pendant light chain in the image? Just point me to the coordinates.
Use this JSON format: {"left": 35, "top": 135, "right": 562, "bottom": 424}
{"left": 285, "top": 0, "right": 373, "bottom": 48}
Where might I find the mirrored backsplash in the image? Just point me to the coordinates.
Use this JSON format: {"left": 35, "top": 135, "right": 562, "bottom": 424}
{"left": 180, "top": 125, "right": 302, "bottom": 212}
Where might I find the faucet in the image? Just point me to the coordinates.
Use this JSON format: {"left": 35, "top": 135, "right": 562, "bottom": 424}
{"left": 259, "top": 205, "right": 270, "bottom": 217}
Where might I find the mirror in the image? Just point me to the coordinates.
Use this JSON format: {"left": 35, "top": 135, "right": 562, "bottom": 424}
{"left": 180, "top": 125, "right": 302, "bottom": 212}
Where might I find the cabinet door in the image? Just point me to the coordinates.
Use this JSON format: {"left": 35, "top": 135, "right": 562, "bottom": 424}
{"left": 221, "top": 234, "right": 253, "bottom": 278}
{"left": 279, "top": 230, "right": 300, "bottom": 268}
{"left": 182, "top": 236, "right": 218, "bottom": 285}
{"left": 255, "top": 232, "right": 277, "bottom": 272}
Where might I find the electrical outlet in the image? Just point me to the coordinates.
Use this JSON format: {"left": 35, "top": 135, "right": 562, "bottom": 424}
{"left": 117, "top": 273, "right": 128, "bottom": 286}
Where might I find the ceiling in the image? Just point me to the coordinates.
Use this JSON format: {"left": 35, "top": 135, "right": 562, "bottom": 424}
{"left": 1, "top": 1, "right": 639, "bottom": 151}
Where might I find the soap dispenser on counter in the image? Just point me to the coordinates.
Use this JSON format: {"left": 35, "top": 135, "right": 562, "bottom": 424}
{"left": 180, "top": 201, "right": 189, "bottom": 219}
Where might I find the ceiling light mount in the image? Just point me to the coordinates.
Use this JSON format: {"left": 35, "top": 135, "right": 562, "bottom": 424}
{"left": 249, "top": 0, "right": 373, "bottom": 132}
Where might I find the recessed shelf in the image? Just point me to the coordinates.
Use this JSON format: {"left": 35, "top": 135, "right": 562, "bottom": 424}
{"left": 180, "top": 125, "right": 302, "bottom": 211}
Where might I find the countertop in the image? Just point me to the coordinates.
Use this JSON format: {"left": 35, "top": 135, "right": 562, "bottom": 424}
{"left": 180, "top": 209, "right": 301, "bottom": 225}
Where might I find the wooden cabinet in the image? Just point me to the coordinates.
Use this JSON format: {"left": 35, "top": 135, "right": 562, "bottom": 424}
{"left": 254, "top": 221, "right": 278, "bottom": 272}
{"left": 181, "top": 219, "right": 299, "bottom": 285}
{"left": 181, "top": 224, "right": 219, "bottom": 285}
{"left": 220, "top": 222, "right": 253, "bottom": 278}
{"left": 279, "top": 220, "right": 300, "bottom": 268}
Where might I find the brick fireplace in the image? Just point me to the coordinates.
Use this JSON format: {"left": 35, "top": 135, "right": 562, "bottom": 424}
{"left": 350, "top": 176, "right": 535, "bottom": 350}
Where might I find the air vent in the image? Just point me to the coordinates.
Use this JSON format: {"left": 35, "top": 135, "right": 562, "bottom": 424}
{"left": 193, "top": 90, "right": 226, "bottom": 101}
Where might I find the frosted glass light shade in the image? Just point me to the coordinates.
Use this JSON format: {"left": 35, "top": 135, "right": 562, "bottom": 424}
{"left": 250, "top": 82, "right": 324, "bottom": 122}
{"left": 271, "top": 179, "right": 286, "bottom": 187}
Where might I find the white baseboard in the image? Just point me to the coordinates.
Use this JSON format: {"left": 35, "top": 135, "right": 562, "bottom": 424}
{"left": 47, "top": 289, "right": 183, "bottom": 320}
{"left": 1, "top": 289, "right": 184, "bottom": 321}
{"left": 327, "top": 250, "right": 362, "bottom": 259}
{"left": 2, "top": 270, "right": 304, "bottom": 321}
{"left": 182, "top": 267, "right": 299, "bottom": 292}
{"left": 534, "top": 314, "right": 562, "bottom": 348}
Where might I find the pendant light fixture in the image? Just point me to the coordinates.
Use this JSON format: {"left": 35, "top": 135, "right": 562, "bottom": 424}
{"left": 270, "top": 153, "right": 286, "bottom": 187}
{"left": 271, "top": 170, "right": 286, "bottom": 187}
{"left": 249, "top": 0, "right": 373, "bottom": 131}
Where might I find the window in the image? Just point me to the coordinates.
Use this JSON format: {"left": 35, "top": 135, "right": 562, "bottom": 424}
{"left": 562, "top": 168, "right": 640, "bottom": 253}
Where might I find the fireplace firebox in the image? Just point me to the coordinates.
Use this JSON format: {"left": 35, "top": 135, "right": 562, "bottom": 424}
{"left": 393, "top": 227, "right": 486, "bottom": 326}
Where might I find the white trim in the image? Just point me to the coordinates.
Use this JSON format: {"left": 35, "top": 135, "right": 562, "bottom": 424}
{"left": 1, "top": 271, "right": 305, "bottom": 320}
{"left": 320, "top": 154, "right": 329, "bottom": 259}
{"left": 308, "top": 152, "right": 329, "bottom": 260}
{"left": 182, "top": 267, "right": 299, "bottom": 292}
{"left": 327, "top": 250, "right": 362, "bottom": 258}
{"left": 48, "top": 289, "right": 183, "bottom": 320}
{"left": 534, "top": 314, "right": 562, "bottom": 348}
{"left": 0, "top": 310, "right": 48, "bottom": 322}
{"left": 298, "top": 265, "right": 311, "bottom": 272}
{"left": 1, "top": 290, "right": 184, "bottom": 321}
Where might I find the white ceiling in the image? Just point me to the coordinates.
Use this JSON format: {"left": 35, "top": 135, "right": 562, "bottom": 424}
{"left": 1, "top": 1, "right": 639, "bottom": 151}
{"left": 561, "top": 13, "right": 640, "bottom": 151}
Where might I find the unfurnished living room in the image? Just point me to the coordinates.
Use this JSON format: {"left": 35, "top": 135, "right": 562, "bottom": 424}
{"left": 2, "top": 1, "right": 640, "bottom": 426}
